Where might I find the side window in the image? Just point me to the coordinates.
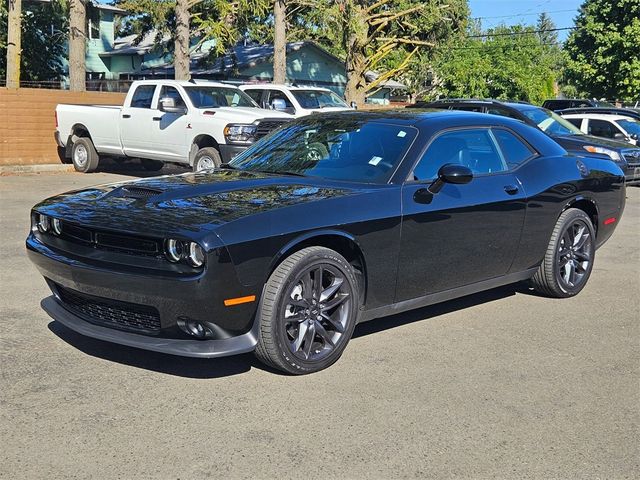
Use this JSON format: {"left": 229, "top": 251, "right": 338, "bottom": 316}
{"left": 267, "top": 90, "right": 294, "bottom": 109}
{"left": 454, "top": 105, "right": 483, "bottom": 112}
{"left": 588, "top": 119, "right": 617, "bottom": 138}
{"left": 487, "top": 107, "right": 521, "bottom": 120}
{"left": 130, "top": 85, "right": 156, "bottom": 109}
{"left": 565, "top": 118, "right": 583, "bottom": 128}
{"left": 245, "top": 89, "right": 264, "bottom": 106}
{"left": 492, "top": 129, "right": 535, "bottom": 169}
{"left": 159, "top": 86, "right": 186, "bottom": 108}
{"left": 413, "top": 128, "right": 507, "bottom": 181}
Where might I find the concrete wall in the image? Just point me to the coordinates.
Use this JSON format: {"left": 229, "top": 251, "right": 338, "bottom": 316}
{"left": 0, "top": 88, "right": 125, "bottom": 166}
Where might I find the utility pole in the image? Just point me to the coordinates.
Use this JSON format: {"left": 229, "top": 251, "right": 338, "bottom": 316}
{"left": 273, "top": 0, "right": 286, "bottom": 84}
{"left": 69, "top": 0, "right": 86, "bottom": 91}
{"left": 6, "top": 0, "right": 22, "bottom": 89}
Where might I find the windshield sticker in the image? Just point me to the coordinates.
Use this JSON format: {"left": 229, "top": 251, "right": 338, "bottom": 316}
{"left": 397, "top": 130, "right": 407, "bottom": 138}
{"left": 369, "top": 156, "right": 383, "bottom": 166}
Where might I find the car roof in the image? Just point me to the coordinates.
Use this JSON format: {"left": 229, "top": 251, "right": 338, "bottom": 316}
{"left": 132, "top": 79, "right": 236, "bottom": 88}
{"left": 240, "top": 83, "right": 334, "bottom": 92}
{"left": 562, "top": 113, "right": 636, "bottom": 121}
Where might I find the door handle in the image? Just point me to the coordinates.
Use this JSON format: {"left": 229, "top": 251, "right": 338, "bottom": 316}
{"left": 504, "top": 185, "right": 519, "bottom": 195}
{"left": 122, "top": 114, "right": 131, "bottom": 119}
{"left": 152, "top": 117, "right": 162, "bottom": 121}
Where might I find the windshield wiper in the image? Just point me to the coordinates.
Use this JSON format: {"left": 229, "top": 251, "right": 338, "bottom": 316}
{"left": 250, "top": 169, "right": 307, "bottom": 177}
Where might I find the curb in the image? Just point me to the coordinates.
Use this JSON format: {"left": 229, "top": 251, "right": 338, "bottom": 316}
{"left": 0, "top": 164, "right": 75, "bottom": 174}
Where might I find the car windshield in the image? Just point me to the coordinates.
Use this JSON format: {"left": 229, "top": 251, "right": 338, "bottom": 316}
{"left": 291, "top": 90, "right": 349, "bottom": 109}
{"left": 229, "top": 118, "right": 416, "bottom": 183}
{"left": 184, "top": 86, "right": 258, "bottom": 108}
{"left": 618, "top": 119, "right": 640, "bottom": 136}
{"left": 521, "top": 107, "right": 584, "bottom": 136}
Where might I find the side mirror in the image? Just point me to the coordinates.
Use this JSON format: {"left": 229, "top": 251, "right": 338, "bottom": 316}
{"left": 428, "top": 164, "right": 473, "bottom": 194}
{"left": 270, "top": 98, "right": 287, "bottom": 111}
{"left": 159, "top": 96, "right": 186, "bottom": 115}
{"left": 350, "top": 101, "right": 358, "bottom": 110}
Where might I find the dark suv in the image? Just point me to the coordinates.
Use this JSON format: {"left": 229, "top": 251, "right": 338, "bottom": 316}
{"left": 542, "top": 99, "right": 615, "bottom": 111}
{"left": 412, "top": 99, "right": 640, "bottom": 184}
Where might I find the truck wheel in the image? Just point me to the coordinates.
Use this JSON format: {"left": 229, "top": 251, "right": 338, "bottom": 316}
{"left": 141, "top": 159, "right": 164, "bottom": 171}
{"left": 193, "top": 147, "right": 221, "bottom": 172}
{"left": 71, "top": 137, "right": 99, "bottom": 173}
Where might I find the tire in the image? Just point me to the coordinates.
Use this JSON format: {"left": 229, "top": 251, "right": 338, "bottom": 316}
{"left": 530, "top": 208, "right": 596, "bottom": 298}
{"left": 141, "top": 159, "right": 164, "bottom": 171}
{"left": 193, "top": 147, "right": 221, "bottom": 172}
{"left": 255, "top": 246, "right": 360, "bottom": 374}
{"left": 71, "top": 137, "right": 99, "bottom": 173}
{"left": 306, "top": 142, "right": 328, "bottom": 162}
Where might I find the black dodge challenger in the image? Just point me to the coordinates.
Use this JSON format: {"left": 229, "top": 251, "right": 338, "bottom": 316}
{"left": 27, "top": 111, "right": 626, "bottom": 374}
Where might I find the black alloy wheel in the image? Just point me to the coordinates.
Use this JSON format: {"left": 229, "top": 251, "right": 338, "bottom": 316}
{"left": 530, "top": 208, "right": 596, "bottom": 298}
{"left": 255, "top": 246, "right": 359, "bottom": 374}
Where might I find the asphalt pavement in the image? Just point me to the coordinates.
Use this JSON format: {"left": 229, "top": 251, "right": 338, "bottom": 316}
{"left": 1, "top": 168, "right": 638, "bottom": 479}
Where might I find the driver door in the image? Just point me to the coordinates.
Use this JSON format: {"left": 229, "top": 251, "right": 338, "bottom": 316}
{"left": 395, "top": 127, "right": 527, "bottom": 302}
{"left": 150, "top": 85, "right": 190, "bottom": 162}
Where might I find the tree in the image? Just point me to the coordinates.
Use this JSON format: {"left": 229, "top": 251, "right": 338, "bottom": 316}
{"left": 1, "top": 0, "right": 67, "bottom": 83}
{"left": 564, "top": 0, "right": 640, "bottom": 100}
{"left": 272, "top": 0, "right": 286, "bottom": 83}
{"left": 6, "top": 0, "right": 22, "bottom": 88}
{"left": 69, "top": 0, "right": 86, "bottom": 91}
{"left": 175, "top": 0, "right": 191, "bottom": 79}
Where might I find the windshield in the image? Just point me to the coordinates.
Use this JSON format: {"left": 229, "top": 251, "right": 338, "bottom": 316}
{"left": 291, "top": 90, "right": 349, "bottom": 109}
{"left": 521, "top": 107, "right": 584, "bottom": 136}
{"left": 229, "top": 118, "right": 416, "bottom": 183}
{"left": 184, "top": 86, "right": 258, "bottom": 108}
{"left": 618, "top": 119, "right": 640, "bottom": 136}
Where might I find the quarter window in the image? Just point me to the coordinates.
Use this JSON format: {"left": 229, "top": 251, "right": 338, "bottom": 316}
{"left": 413, "top": 128, "right": 507, "bottom": 181}
{"left": 588, "top": 119, "right": 618, "bottom": 139}
{"left": 244, "top": 89, "right": 265, "bottom": 106}
{"left": 492, "top": 129, "right": 535, "bottom": 169}
{"left": 130, "top": 85, "right": 156, "bottom": 109}
{"left": 565, "top": 118, "right": 583, "bottom": 128}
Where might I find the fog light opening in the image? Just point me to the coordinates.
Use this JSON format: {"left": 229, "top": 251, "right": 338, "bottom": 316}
{"left": 177, "top": 317, "right": 212, "bottom": 339}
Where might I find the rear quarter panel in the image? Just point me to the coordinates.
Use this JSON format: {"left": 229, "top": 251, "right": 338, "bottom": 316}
{"left": 56, "top": 104, "right": 123, "bottom": 155}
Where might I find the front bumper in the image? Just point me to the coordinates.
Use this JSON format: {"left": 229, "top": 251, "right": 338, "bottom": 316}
{"left": 219, "top": 144, "right": 248, "bottom": 163}
{"left": 41, "top": 296, "right": 258, "bottom": 358}
{"left": 27, "top": 234, "right": 260, "bottom": 358}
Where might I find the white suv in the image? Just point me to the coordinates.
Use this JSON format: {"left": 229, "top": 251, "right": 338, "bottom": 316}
{"left": 561, "top": 113, "right": 640, "bottom": 145}
{"left": 239, "top": 84, "right": 353, "bottom": 117}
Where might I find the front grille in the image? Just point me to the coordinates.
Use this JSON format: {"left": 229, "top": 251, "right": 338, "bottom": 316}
{"left": 59, "top": 221, "right": 161, "bottom": 256}
{"left": 622, "top": 150, "right": 640, "bottom": 166}
{"left": 255, "top": 118, "right": 290, "bottom": 138}
{"left": 56, "top": 285, "right": 161, "bottom": 333}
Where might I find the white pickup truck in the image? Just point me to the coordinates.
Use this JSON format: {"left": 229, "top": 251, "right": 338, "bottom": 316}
{"left": 55, "top": 79, "right": 293, "bottom": 173}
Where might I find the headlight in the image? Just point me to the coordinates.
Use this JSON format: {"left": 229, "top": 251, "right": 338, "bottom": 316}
{"left": 584, "top": 145, "right": 622, "bottom": 162}
{"left": 164, "top": 239, "right": 205, "bottom": 267}
{"left": 223, "top": 123, "right": 258, "bottom": 144}
{"left": 187, "top": 242, "right": 205, "bottom": 267}
{"left": 51, "top": 218, "right": 63, "bottom": 235}
{"left": 165, "top": 239, "right": 184, "bottom": 262}
{"left": 37, "top": 214, "right": 50, "bottom": 233}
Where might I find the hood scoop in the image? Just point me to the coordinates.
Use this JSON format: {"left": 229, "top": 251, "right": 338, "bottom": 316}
{"left": 104, "top": 185, "right": 164, "bottom": 200}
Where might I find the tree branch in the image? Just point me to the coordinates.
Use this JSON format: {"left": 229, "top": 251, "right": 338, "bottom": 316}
{"left": 364, "top": 47, "right": 419, "bottom": 93}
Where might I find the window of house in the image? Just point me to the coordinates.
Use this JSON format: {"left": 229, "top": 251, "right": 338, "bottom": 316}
{"left": 87, "top": 10, "right": 101, "bottom": 40}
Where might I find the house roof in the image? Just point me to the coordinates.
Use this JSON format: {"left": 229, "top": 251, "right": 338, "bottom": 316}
{"left": 29, "top": 0, "right": 126, "bottom": 14}
{"left": 138, "top": 40, "right": 407, "bottom": 90}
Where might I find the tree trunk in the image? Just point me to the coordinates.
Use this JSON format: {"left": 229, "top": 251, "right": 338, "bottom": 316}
{"left": 6, "top": 0, "right": 22, "bottom": 89}
{"left": 174, "top": 0, "right": 191, "bottom": 81}
{"left": 69, "top": 0, "right": 86, "bottom": 92}
{"left": 273, "top": 0, "right": 286, "bottom": 84}
{"left": 344, "top": 33, "right": 367, "bottom": 107}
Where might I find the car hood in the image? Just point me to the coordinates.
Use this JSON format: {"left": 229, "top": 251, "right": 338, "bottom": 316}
{"left": 197, "top": 106, "right": 293, "bottom": 122}
{"left": 552, "top": 133, "right": 634, "bottom": 152}
{"left": 33, "top": 170, "right": 358, "bottom": 237}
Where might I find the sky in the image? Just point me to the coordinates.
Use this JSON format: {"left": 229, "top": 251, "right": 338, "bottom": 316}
{"left": 468, "top": 0, "right": 584, "bottom": 42}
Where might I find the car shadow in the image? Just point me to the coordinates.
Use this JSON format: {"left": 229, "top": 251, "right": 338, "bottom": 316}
{"left": 47, "top": 284, "right": 522, "bottom": 379}
{"left": 95, "top": 158, "right": 188, "bottom": 178}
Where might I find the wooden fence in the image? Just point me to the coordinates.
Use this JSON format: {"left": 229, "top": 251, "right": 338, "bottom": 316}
{"left": 0, "top": 88, "right": 125, "bottom": 166}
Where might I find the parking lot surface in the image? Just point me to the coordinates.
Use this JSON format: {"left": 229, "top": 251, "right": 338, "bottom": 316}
{"left": 1, "top": 169, "right": 638, "bottom": 479}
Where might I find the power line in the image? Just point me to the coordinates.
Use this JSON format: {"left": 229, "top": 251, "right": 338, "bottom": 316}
{"left": 466, "top": 27, "right": 575, "bottom": 38}
{"left": 471, "top": 9, "right": 576, "bottom": 20}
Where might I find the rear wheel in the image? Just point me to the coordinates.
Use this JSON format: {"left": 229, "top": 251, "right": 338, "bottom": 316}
{"left": 255, "top": 247, "right": 359, "bottom": 374}
{"left": 530, "top": 208, "right": 596, "bottom": 298}
{"left": 71, "top": 137, "right": 99, "bottom": 173}
{"left": 193, "top": 147, "right": 221, "bottom": 172}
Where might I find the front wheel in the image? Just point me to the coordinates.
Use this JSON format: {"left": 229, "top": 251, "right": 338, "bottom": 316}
{"left": 530, "top": 208, "right": 596, "bottom": 298}
{"left": 71, "top": 137, "right": 99, "bottom": 173}
{"left": 193, "top": 147, "right": 221, "bottom": 172}
{"left": 255, "top": 247, "right": 359, "bottom": 374}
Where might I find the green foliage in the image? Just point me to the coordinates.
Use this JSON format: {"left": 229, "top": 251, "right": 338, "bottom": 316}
{"left": 432, "top": 24, "right": 557, "bottom": 104}
{"left": 0, "top": 1, "right": 68, "bottom": 81}
{"left": 564, "top": 0, "right": 640, "bottom": 100}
